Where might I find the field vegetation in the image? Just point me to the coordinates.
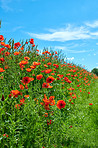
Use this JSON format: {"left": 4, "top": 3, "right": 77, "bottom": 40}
{"left": 0, "top": 35, "right": 98, "bottom": 148}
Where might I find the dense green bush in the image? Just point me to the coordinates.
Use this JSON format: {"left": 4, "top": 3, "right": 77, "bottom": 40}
{"left": 91, "top": 68, "right": 98, "bottom": 76}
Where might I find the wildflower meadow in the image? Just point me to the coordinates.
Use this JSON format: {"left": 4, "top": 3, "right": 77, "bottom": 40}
{"left": 0, "top": 34, "right": 98, "bottom": 148}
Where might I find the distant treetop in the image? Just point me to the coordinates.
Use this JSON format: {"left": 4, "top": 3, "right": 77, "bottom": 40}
{"left": 91, "top": 68, "right": 98, "bottom": 76}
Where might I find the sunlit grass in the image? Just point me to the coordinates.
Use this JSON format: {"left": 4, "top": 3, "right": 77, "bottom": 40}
{"left": 0, "top": 35, "right": 98, "bottom": 148}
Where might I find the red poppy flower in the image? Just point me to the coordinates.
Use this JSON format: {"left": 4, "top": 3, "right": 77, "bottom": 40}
{"left": 14, "top": 42, "right": 21, "bottom": 47}
{"left": 24, "top": 56, "right": 30, "bottom": 60}
{"left": 3, "top": 133, "right": 8, "bottom": 137}
{"left": 57, "top": 74, "right": 64, "bottom": 79}
{"left": 5, "top": 44, "right": 11, "bottom": 49}
{"left": 41, "top": 94, "right": 55, "bottom": 110}
{"left": 45, "top": 69, "right": 52, "bottom": 74}
{"left": 20, "top": 98, "right": 25, "bottom": 105}
{"left": 89, "top": 103, "right": 93, "bottom": 105}
{"left": 33, "top": 62, "right": 41, "bottom": 66}
{"left": 41, "top": 96, "right": 50, "bottom": 110}
{"left": 3, "top": 134, "right": 6, "bottom": 136}
{"left": 69, "top": 126, "right": 72, "bottom": 128}
{"left": 19, "top": 84, "right": 24, "bottom": 90}
{"left": 15, "top": 104, "right": 21, "bottom": 109}
{"left": 26, "top": 68, "right": 31, "bottom": 72}
{"left": 30, "top": 65, "right": 36, "bottom": 69}
{"left": 20, "top": 46, "right": 24, "bottom": 50}
{"left": 47, "top": 62, "right": 52, "bottom": 65}
{"left": 19, "top": 60, "right": 28, "bottom": 65}
{"left": 42, "top": 82, "right": 53, "bottom": 88}
{"left": 68, "top": 80, "right": 72, "bottom": 84}
{"left": 51, "top": 73, "right": 55, "bottom": 75}
{"left": 47, "top": 120, "right": 52, "bottom": 125}
{"left": 21, "top": 77, "right": 31, "bottom": 85}
{"left": 0, "top": 68, "right": 5, "bottom": 72}
{"left": 0, "top": 57, "right": 5, "bottom": 62}
{"left": 36, "top": 49, "right": 39, "bottom": 52}
{"left": 44, "top": 51, "right": 50, "bottom": 54}
{"left": 11, "top": 90, "right": 22, "bottom": 98}
{"left": 0, "top": 47, "right": 5, "bottom": 54}
{"left": 19, "top": 64, "right": 25, "bottom": 71}
{"left": 29, "top": 38, "right": 34, "bottom": 44}
{"left": 64, "top": 77, "right": 69, "bottom": 81}
{"left": 0, "top": 42, "right": 5, "bottom": 46}
{"left": 66, "top": 73, "right": 70, "bottom": 76}
{"left": 25, "top": 85, "right": 28, "bottom": 89}
{"left": 14, "top": 52, "right": 20, "bottom": 55}
{"left": 36, "top": 74, "right": 43, "bottom": 80}
{"left": 56, "top": 100, "right": 66, "bottom": 109}
{"left": 0, "top": 35, "right": 4, "bottom": 41}
{"left": 46, "top": 76, "right": 54, "bottom": 83}
{"left": 44, "top": 113, "right": 48, "bottom": 117}
{"left": 55, "top": 51, "right": 58, "bottom": 54}
{"left": 5, "top": 52, "right": 10, "bottom": 56}
{"left": 24, "top": 95, "right": 29, "bottom": 98}
{"left": 44, "top": 64, "right": 48, "bottom": 68}
{"left": 53, "top": 64, "right": 59, "bottom": 68}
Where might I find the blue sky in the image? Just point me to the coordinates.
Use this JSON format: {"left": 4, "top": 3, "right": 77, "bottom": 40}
{"left": 0, "top": 0, "right": 98, "bottom": 71}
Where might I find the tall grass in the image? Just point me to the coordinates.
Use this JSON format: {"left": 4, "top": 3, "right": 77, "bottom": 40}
{"left": 0, "top": 35, "right": 98, "bottom": 148}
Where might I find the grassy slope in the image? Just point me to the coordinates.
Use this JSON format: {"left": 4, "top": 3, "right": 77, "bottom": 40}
{"left": 64, "top": 79, "right": 98, "bottom": 148}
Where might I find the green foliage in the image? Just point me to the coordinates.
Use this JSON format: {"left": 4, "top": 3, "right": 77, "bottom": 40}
{"left": 91, "top": 68, "right": 98, "bottom": 76}
{"left": 0, "top": 35, "right": 98, "bottom": 148}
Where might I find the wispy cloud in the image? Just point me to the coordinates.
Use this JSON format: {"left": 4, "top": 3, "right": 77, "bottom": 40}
{"left": 64, "top": 57, "right": 74, "bottom": 61}
{"left": 90, "top": 32, "right": 98, "bottom": 36}
{"left": 1, "top": 0, "right": 13, "bottom": 11}
{"left": 12, "top": 26, "right": 24, "bottom": 32}
{"left": 85, "top": 20, "right": 98, "bottom": 28}
{"left": 54, "top": 46, "right": 94, "bottom": 53}
{"left": 27, "top": 25, "right": 91, "bottom": 42}
{"left": 27, "top": 21, "right": 98, "bottom": 42}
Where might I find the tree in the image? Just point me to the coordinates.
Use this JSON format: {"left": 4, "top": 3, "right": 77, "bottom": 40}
{"left": 91, "top": 68, "right": 98, "bottom": 76}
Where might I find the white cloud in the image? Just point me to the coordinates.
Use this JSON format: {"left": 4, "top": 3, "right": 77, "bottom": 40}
{"left": 54, "top": 46, "right": 67, "bottom": 50}
{"left": 96, "top": 63, "right": 98, "bottom": 64}
{"left": 85, "top": 21, "right": 98, "bottom": 28}
{"left": 27, "top": 25, "right": 91, "bottom": 42}
{"left": 12, "top": 26, "right": 23, "bottom": 32}
{"left": 90, "top": 32, "right": 98, "bottom": 36}
{"left": 27, "top": 22, "right": 98, "bottom": 42}
{"left": 0, "top": 0, "right": 13, "bottom": 11}
{"left": 64, "top": 57, "right": 74, "bottom": 61}
{"left": 26, "top": 19, "right": 98, "bottom": 43}
{"left": 94, "top": 53, "right": 96, "bottom": 56}
{"left": 54, "top": 46, "right": 93, "bottom": 53}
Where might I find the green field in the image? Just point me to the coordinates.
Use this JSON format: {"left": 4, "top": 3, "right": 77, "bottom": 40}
{"left": 0, "top": 35, "right": 98, "bottom": 148}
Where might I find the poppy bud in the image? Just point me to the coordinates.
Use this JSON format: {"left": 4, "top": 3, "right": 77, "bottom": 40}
{"left": 1, "top": 95, "right": 5, "bottom": 101}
